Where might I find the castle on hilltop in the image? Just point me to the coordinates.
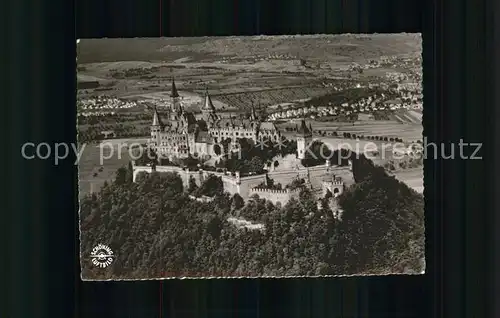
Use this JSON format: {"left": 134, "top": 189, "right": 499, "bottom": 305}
{"left": 150, "top": 78, "right": 288, "bottom": 160}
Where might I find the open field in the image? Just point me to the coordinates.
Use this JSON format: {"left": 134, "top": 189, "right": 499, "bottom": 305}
{"left": 278, "top": 118, "right": 422, "bottom": 142}
{"left": 78, "top": 138, "right": 148, "bottom": 198}
{"left": 390, "top": 167, "right": 424, "bottom": 193}
{"left": 331, "top": 122, "right": 422, "bottom": 141}
{"left": 214, "top": 86, "right": 331, "bottom": 110}
{"left": 392, "top": 109, "right": 422, "bottom": 124}
{"left": 77, "top": 34, "right": 421, "bottom": 99}
{"left": 78, "top": 34, "right": 421, "bottom": 65}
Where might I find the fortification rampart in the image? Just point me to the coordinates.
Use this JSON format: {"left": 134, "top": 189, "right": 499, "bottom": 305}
{"left": 323, "top": 180, "right": 343, "bottom": 186}
{"left": 249, "top": 187, "right": 301, "bottom": 206}
{"left": 132, "top": 163, "right": 266, "bottom": 200}
{"left": 131, "top": 162, "right": 352, "bottom": 202}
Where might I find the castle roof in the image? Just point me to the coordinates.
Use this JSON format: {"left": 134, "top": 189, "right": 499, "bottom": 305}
{"left": 170, "top": 78, "right": 179, "bottom": 98}
{"left": 195, "top": 131, "right": 214, "bottom": 144}
{"left": 202, "top": 88, "right": 216, "bottom": 111}
{"left": 160, "top": 111, "right": 199, "bottom": 133}
{"left": 152, "top": 106, "right": 163, "bottom": 127}
{"left": 250, "top": 103, "right": 258, "bottom": 121}
{"left": 214, "top": 117, "right": 254, "bottom": 129}
{"left": 259, "top": 122, "right": 278, "bottom": 131}
{"left": 181, "top": 112, "right": 197, "bottom": 126}
{"left": 206, "top": 112, "right": 219, "bottom": 124}
{"left": 296, "top": 119, "right": 312, "bottom": 136}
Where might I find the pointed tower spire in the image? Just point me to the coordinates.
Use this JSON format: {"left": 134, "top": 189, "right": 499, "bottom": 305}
{"left": 250, "top": 101, "right": 258, "bottom": 121}
{"left": 201, "top": 87, "right": 218, "bottom": 128}
{"left": 152, "top": 105, "right": 163, "bottom": 127}
{"left": 170, "top": 77, "right": 179, "bottom": 98}
{"left": 296, "top": 119, "right": 312, "bottom": 136}
{"left": 202, "top": 87, "right": 216, "bottom": 111}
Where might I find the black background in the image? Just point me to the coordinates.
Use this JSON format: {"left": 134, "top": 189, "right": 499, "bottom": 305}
{"left": 3, "top": 0, "right": 497, "bottom": 317}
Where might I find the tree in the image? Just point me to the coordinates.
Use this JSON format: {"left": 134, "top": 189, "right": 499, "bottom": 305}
{"left": 80, "top": 153, "right": 424, "bottom": 279}
{"left": 213, "top": 144, "right": 222, "bottom": 156}
{"left": 206, "top": 215, "right": 223, "bottom": 239}
{"left": 115, "top": 167, "right": 128, "bottom": 185}
{"left": 195, "top": 175, "right": 224, "bottom": 197}
{"left": 287, "top": 177, "right": 305, "bottom": 190}
{"left": 221, "top": 138, "right": 232, "bottom": 154}
{"left": 135, "top": 171, "right": 149, "bottom": 183}
{"left": 188, "top": 176, "right": 198, "bottom": 194}
{"left": 324, "top": 189, "right": 333, "bottom": 200}
{"left": 180, "top": 156, "right": 199, "bottom": 169}
{"left": 231, "top": 193, "right": 245, "bottom": 210}
{"left": 332, "top": 160, "right": 424, "bottom": 274}
{"left": 301, "top": 140, "right": 332, "bottom": 167}
{"left": 248, "top": 156, "right": 264, "bottom": 173}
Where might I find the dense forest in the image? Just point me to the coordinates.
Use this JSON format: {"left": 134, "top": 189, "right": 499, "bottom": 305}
{"left": 80, "top": 152, "right": 425, "bottom": 279}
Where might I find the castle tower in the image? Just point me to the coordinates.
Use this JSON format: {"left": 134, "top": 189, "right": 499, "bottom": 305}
{"left": 150, "top": 105, "right": 163, "bottom": 148}
{"left": 170, "top": 77, "right": 180, "bottom": 110}
{"left": 296, "top": 119, "right": 312, "bottom": 160}
{"left": 250, "top": 101, "right": 258, "bottom": 122}
{"left": 169, "top": 78, "right": 182, "bottom": 121}
{"left": 201, "top": 87, "right": 218, "bottom": 128}
{"left": 248, "top": 101, "right": 261, "bottom": 143}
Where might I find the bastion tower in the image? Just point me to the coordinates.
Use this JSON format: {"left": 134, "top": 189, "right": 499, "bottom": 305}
{"left": 201, "top": 87, "right": 218, "bottom": 128}
{"left": 168, "top": 78, "right": 182, "bottom": 121}
{"left": 296, "top": 119, "right": 313, "bottom": 160}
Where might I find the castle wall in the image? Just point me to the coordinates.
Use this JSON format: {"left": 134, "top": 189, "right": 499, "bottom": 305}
{"left": 194, "top": 142, "right": 210, "bottom": 157}
{"left": 322, "top": 182, "right": 344, "bottom": 197}
{"left": 267, "top": 165, "right": 328, "bottom": 189}
{"left": 236, "top": 174, "right": 267, "bottom": 200}
{"left": 248, "top": 188, "right": 301, "bottom": 206}
{"left": 132, "top": 164, "right": 266, "bottom": 200}
{"left": 132, "top": 166, "right": 154, "bottom": 182}
{"left": 132, "top": 163, "right": 352, "bottom": 201}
